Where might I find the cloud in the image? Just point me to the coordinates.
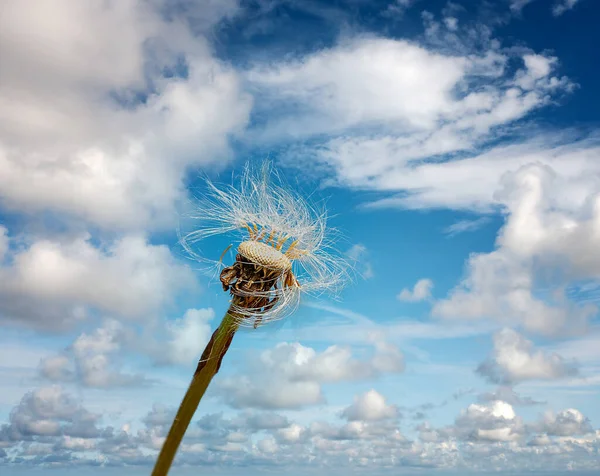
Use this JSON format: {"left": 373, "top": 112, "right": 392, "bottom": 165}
{"left": 1, "top": 385, "right": 599, "bottom": 472}
{"left": 39, "top": 307, "right": 217, "bottom": 387}
{"left": 251, "top": 29, "right": 573, "bottom": 197}
{"left": 0, "top": 231, "right": 197, "bottom": 329}
{"left": 0, "top": 226, "right": 8, "bottom": 260}
{"left": 510, "top": 0, "right": 536, "bottom": 13}
{"left": 443, "top": 217, "right": 491, "bottom": 237}
{"left": 340, "top": 390, "right": 399, "bottom": 421}
{"left": 0, "top": 0, "right": 251, "bottom": 231}
{"left": 453, "top": 400, "right": 525, "bottom": 442}
{"left": 534, "top": 408, "right": 594, "bottom": 436}
{"left": 553, "top": 0, "right": 581, "bottom": 16}
{"left": 478, "top": 386, "right": 545, "bottom": 406}
{"left": 383, "top": 0, "right": 420, "bottom": 18}
{"left": 219, "top": 339, "right": 404, "bottom": 409}
{"left": 39, "top": 320, "right": 146, "bottom": 388}
{"left": 431, "top": 156, "right": 600, "bottom": 336}
{"left": 476, "top": 328, "right": 579, "bottom": 384}
{"left": 398, "top": 278, "right": 433, "bottom": 302}
{"left": 346, "top": 244, "right": 374, "bottom": 279}
{"left": 0, "top": 386, "right": 102, "bottom": 442}
{"left": 160, "top": 308, "right": 214, "bottom": 366}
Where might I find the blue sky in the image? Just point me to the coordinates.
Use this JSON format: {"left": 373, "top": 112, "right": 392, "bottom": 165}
{"left": 1, "top": 0, "right": 600, "bottom": 474}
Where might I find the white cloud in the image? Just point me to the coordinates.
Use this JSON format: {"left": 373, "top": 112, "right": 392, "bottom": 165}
{"left": 477, "top": 328, "right": 579, "bottom": 384}
{"left": 443, "top": 217, "right": 491, "bottom": 237}
{"left": 432, "top": 159, "right": 600, "bottom": 336}
{"left": 40, "top": 320, "right": 145, "bottom": 388}
{"left": 0, "top": 386, "right": 101, "bottom": 441}
{"left": 383, "top": 0, "right": 420, "bottom": 18}
{"left": 535, "top": 408, "right": 593, "bottom": 436}
{"left": 553, "top": 0, "right": 581, "bottom": 16}
{"left": 346, "top": 244, "right": 374, "bottom": 279}
{"left": 454, "top": 400, "right": 525, "bottom": 442}
{"left": 0, "top": 385, "right": 599, "bottom": 472}
{"left": 0, "top": 231, "right": 197, "bottom": 329}
{"left": 219, "top": 339, "right": 404, "bottom": 409}
{"left": 0, "top": 0, "right": 251, "bottom": 231}
{"left": 161, "top": 308, "right": 214, "bottom": 366}
{"left": 398, "top": 278, "right": 433, "bottom": 302}
{"left": 341, "top": 390, "right": 398, "bottom": 421}
{"left": 510, "top": 0, "right": 536, "bottom": 13}
{"left": 251, "top": 33, "right": 573, "bottom": 195}
{"left": 247, "top": 37, "right": 471, "bottom": 141}
{"left": 0, "top": 226, "right": 7, "bottom": 260}
{"left": 478, "top": 386, "right": 544, "bottom": 406}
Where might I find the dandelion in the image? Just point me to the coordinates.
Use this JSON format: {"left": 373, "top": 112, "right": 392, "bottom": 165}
{"left": 151, "top": 161, "right": 349, "bottom": 475}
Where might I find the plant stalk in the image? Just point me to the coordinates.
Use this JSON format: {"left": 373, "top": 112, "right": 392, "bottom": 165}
{"left": 151, "top": 310, "right": 239, "bottom": 476}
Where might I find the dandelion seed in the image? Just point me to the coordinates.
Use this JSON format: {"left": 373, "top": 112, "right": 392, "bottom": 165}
{"left": 152, "top": 161, "right": 350, "bottom": 475}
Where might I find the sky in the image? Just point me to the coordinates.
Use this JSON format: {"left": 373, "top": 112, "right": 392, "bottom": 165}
{"left": 1, "top": 0, "right": 600, "bottom": 474}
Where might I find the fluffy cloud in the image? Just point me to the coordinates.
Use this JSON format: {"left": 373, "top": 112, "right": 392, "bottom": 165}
{"left": 398, "top": 278, "right": 433, "bottom": 302}
{"left": 39, "top": 320, "right": 145, "bottom": 388}
{"left": 534, "top": 408, "right": 594, "bottom": 436}
{"left": 0, "top": 0, "right": 251, "bottom": 231}
{"left": 39, "top": 307, "right": 216, "bottom": 387}
{"left": 476, "top": 328, "right": 579, "bottom": 384}
{"left": 432, "top": 158, "right": 600, "bottom": 336}
{"left": 453, "top": 400, "right": 525, "bottom": 442}
{"left": 340, "top": 390, "right": 398, "bottom": 421}
{"left": 219, "top": 340, "right": 404, "bottom": 409}
{"left": 245, "top": 25, "right": 600, "bottom": 337}
{"left": 0, "top": 386, "right": 102, "bottom": 442}
{"left": 0, "top": 231, "right": 197, "bottom": 329}
{"left": 1, "top": 386, "right": 599, "bottom": 472}
{"left": 160, "top": 308, "right": 214, "bottom": 366}
{"left": 249, "top": 29, "right": 572, "bottom": 194}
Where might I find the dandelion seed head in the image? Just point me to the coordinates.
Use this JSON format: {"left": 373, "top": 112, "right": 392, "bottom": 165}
{"left": 238, "top": 241, "right": 292, "bottom": 271}
{"left": 180, "top": 161, "right": 350, "bottom": 327}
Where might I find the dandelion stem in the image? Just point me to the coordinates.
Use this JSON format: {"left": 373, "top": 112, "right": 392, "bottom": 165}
{"left": 151, "top": 311, "right": 239, "bottom": 476}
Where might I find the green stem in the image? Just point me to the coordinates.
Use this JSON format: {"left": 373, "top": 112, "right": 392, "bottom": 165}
{"left": 151, "top": 311, "right": 239, "bottom": 476}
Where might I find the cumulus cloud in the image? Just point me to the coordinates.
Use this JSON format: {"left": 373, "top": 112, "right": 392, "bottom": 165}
{"left": 1, "top": 386, "right": 599, "bottom": 472}
{"left": 0, "top": 0, "right": 251, "bottom": 231}
{"left": 341, "top": 390, "right": 399, "bottom": 421}
{"left": 160, "top": 308, "right": 214, "bottom": 366}
{"left": 534, "top": 408, "right": 594, "bottom": 436}
{"left": 398, "top": 278, "right": 433, "bottom": 302}
{"left": 39, "top": 307, "right": 216, "bottom": 387}
{"left": 242, "top": 21, "right": 600, "bottom": 338}
{"left": 476, "top": 328, "right": 579, "bottom": 384}
{"left": 432, "top": 158, "right": 600, "bottom": 336}
{"left": 219, "top": 340, "right": 404, "bottom": 409}
{"left": 453, "top": 400, "right": 525, "bottom": 442}
{"left": 0, "top": 231, "right": 197, "bottom": 329}
{"left": 39, "top": 320, "right": 146, "bottom": 388}
{"left": 0, "top": 386, "right": 102, "bottom": 442}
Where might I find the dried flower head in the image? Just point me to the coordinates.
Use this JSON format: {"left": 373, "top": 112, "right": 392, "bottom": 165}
{"left": 181, "top": 161, "right": 349, "bottom": 327}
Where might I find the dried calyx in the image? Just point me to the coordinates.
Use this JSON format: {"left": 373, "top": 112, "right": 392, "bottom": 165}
{"left": 220, "top": 239, "right": 299, "bottom": 329}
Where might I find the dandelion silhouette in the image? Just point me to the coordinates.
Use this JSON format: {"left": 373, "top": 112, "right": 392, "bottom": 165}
{"left": 151, "top": 162, "right": 349, "bottom": 475}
